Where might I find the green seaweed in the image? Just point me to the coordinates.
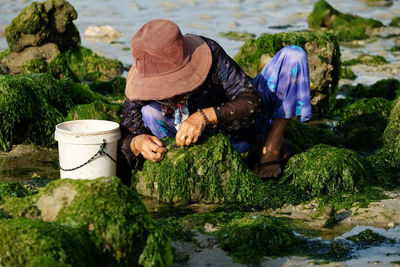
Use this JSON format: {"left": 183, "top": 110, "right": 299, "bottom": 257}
{"left": 0, "top": 177, "right": 172, "bottom": 267}
{"left": 342, "top": 54, "right": 388, "bottom": 66}
{"left": 21, "top": 58, "right": 50, "bottom": 74}
{"left": 64, "top": 46, "right": 123, "bottom": 81}
{"left": 308, "top": 0, "right": 384, "bottom": 41}
{"left": 382, "top": 96, "right": 400, "bottom": 168}
{"left": 339, "top": 79, "right": 400, "bottom": 100}
{"left": 0, "top": 182, "right": 31, "bottom": 201}
{"left": 346, "top": 229, "right": 390, "bottom": 245}
{"left": 220, "top": 31, "right": 256, "bottom": 41}
{"left": 284, "top": 119, "right": 344, "bottom": 153}
{"left": 335, "top": 97, "right": 392, "bottom": 141}
{"left": 89, "top": 76, "right": 126, "bottom": 100}
{"left": 282, "top": 144, "right": 372, "bottom": 197}
{"left": 388, "top": 45, "right": 400, "bottom": 52}
{"left": 340, "top": 67, "right": 356, "bottom": 80}
{"left": 134, "top": 134, "right": 260, "bottom": 204}
{"left": 389, "top": 16, "right": 400, "bottom": 27}
{"left": 65, "top": 101, "right": 123, "bottom": 122}
{"left": 217, "top": 214, "right": 300, "bottom": 264}
{"left": 0, "top": 218, "right": 102, "bottom": 267}
{"left": 0, "top": 73, "right": 73, "bottom": 151}
{"left": 58, "top": 78, "right": 106, "bottom": 104}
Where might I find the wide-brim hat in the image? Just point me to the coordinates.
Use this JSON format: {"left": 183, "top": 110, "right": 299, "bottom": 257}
{"left": 125, "top": 19, "right": 212, "bottom": 101}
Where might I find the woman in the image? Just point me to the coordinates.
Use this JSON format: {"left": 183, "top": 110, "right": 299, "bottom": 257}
{"left": 118, "top": 19, "right": 311, "bottom": 180}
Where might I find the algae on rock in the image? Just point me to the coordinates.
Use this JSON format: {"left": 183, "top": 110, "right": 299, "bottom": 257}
{"left": 282, "top": 144, "right": 372, "bottom": 196}
{"left": 0, "top": 74, "right": 72, "bottom": 151}
{"left": 234, "top": 31, "right": 340, "bottom": 113}
{"left": 134, "top": 134, "right": 260, "bottom": 204}
{"left": 0, "top": 177, "right": 172, "bottom": 267}
{"left": 65, "top": 101, "right": 123, "bottom": 122}
{"left": 382, "top": 96, "right": 400, "bottom": 168}
{"left": 0, "top": 218, "right": 102, "bottom": 267}
{"left": 308, "top": 0, "right": 384, "bottom": 41}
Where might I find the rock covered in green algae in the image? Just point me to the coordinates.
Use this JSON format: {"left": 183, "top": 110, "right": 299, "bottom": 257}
{"left": 217, "top": 214, "right": 300, "bottom": 264}
{"left": 5, "top": 0, "right": 79, "bottom": 52}
{"left": 346, "top": 229, "right": 390, "bottom": 245}
{"left": 382, "top": 96, "right": 400, "bottom": 168}
{"left": 340, "top": 67, "right": 357, "bottom": 80}
{"left": 234, "top": 31, "right": 340, "bottom": 113}
{"left": 0, "top": 218, "right": 103, "bottom": 267}
{"left": 282, "top": 144, "right": 372, "bottom": 196}
{"left": 284, "top": 119, "right": 344, "bottom": 153}
{"left": 0, "top": 182, "right": 31, "bottom": 200}
{"left": 335, "top": 97, "right": 392, "bottom": 137}
{"left": 0, "top": 73, "right": 123, "bottom": 151}
{"left": 308, "top": 0, "right": 384, "bottom": 41}
{"left": 0, "top": 177, "right": 172, "bottom": 267}
{"left": 134, "top": 134, "right": 260, "bottom": 204}
{"left": 0, "top": 0, "right": 123, "bottom": 81}
{"left": 339, "top": 78, "right": 400, "bottom": 101}
{"left": 65, "top": 101, "right": 122, "bottom": 122}
{"left": 342, "top": 54, "right": 388, "bottom": 66}
{"left": 220, "top": 31, "right": 256, "bottom": 41}
{"left": 390, "top": 17, "right": 400, "bottom": 27}
{"left": 0, "top": 74, "right": 72, "bottom": 151}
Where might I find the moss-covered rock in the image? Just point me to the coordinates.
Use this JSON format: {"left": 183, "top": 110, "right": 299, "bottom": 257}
{"left": 0, "top": 177, "right": 172, "bottom": 267}
{"left": 282, "top": 144, "right": 372, "bottom": 196}
{"left": 134, "top": 134, "right": 260, "bottom": 204}
{"left": 284, "top": 119, "right": 344, "bottom": 153}
{"left": 0, "top": 182, "right": 31, "bottom": 201}
{"left": 335, "top": 97, "right": 392, "bottom": 139}
{"left": 234, "top": 31, "right": 340, "bottom": 113}
{"left": 1, "top": 0, "right": 123, "bottom": 81}
{"left": 382, "top": 96, "right": 400, "bottom": 168}
{"left": 0, "top": 74, "right": 72, "bottom": 151}
{"left": 5, "top": 0, "right": 79, "bottom": 52}
{"left": 342, "top": 54, "right": 388, "bottom": 66}
{"left": 389, "top": 16, "right": 400, "bottom": 27}
{"left": 64, "top": 46, "right": 124, "bottom": 81}
{"left": 217, "top": 214, "right": 300, "bottom": 264}
{"left": 220, "top": 31, "right": 256, "bottom": 41}
{"left": 89, "top": 76, "right": 126, "bottom": 98}
{"left": 308, "top": 0, "right": 384, "bottom": 41}
{"left": 346, "top": 229, "right": 389, "bottom": 245}
{"left": 65, "top": 101, "right": 123, "bottom": 122}
{"left": 339, "top": 79, "right": 400, "bottom": 101}
{"left": 58, "top": 78, "right": 106, "bottom": 104}
{"left": 0, "top": 218, "right": 103, "bottom": 267}
{"left": 340, "top": 67, "right": 356, "bottom": 80}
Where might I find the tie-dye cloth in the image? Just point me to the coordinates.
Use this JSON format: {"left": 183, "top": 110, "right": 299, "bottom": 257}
{"left": 251, "top": 45, "right": 312, "bottom": 135}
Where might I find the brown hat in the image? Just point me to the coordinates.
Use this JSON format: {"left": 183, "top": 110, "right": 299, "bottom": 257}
{"left": 125, "top": 19, "right": 212, "bottom": 101}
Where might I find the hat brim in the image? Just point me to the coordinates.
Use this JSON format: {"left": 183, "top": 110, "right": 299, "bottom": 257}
{"left": 125, "top": 34, "right": 212, "bottom": 101}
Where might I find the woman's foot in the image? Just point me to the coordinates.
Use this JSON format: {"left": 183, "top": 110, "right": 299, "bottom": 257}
{"left": 254, "top": 150, "right": 282, "bottom": 179}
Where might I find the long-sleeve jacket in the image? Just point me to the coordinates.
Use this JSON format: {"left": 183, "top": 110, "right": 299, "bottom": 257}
{"left": 119, "top": 36, "right": 263, "bottom": 169}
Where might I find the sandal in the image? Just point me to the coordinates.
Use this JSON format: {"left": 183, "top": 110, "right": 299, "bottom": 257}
{"left": 254, "top": 143, "right": 294, "bottom": 180}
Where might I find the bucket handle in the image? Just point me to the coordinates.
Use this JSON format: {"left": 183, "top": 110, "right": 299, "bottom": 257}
{"left": 59, "top": 139, "right": 117, "bottom": 172}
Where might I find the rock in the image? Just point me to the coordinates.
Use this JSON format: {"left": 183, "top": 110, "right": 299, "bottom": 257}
{"left": 0, "top": 177, "right": 173, "bottom": 267}
{"left": 0, "top": 74, "right": 72, "bottom": 151}
{"left": 282, "top": 144, "right": 372, "bottom": 196}
{"left": 308, "top": 0, "right": 384, "bottom": 41}
{"left": 0, "top": 218, "right": 104, "bottom": 266}
{"left": 134, "top": 134, "right": 260, "bottom": 204}
{"left": 382, "top": 96, "right": 400, "bottom": 168}
{"left": 234, "top": 31, "right": 340, "bottom": 114}
{"left": 362, "top": 0, "right": 393, "bottom": 7}
{"left": 5, "top": 0, "right": 80, "bottom": 52}
{"left": 390, "top": 17, "right": 400, "bottom": 27}
{"left": 1, "top": 0, "right": 123, "bottom": 81}
{"left": 84, "top": 25, "right": 123, "bottom": 43}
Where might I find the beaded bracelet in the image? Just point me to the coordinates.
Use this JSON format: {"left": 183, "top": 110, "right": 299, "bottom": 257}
{"left": 197, "top": 109, "right": 210, "bottom": 126}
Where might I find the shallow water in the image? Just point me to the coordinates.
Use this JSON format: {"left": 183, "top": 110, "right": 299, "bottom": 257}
{"left": 1, "top": 0, "right": 399, "bottom": 84}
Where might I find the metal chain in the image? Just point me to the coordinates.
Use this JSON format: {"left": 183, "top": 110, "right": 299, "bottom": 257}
{"left": 59, "top": 139, "right": 117, "bottom": 172}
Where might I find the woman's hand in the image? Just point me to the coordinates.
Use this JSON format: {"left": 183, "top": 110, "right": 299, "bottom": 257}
{"left": 131, "top": 134, "right": 167, "bottom": 162}
{"left": 176, "top": 112, "right": 206, "bottom": 146}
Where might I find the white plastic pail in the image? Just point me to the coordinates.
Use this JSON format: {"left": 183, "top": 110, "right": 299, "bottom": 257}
{"left": 55, "top": 120, "right": 121, "bottom": 179}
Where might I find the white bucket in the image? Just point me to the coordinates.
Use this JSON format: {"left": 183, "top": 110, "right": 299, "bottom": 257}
{"left": 54, "top": 120, "right": 121, "bottom": 179}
